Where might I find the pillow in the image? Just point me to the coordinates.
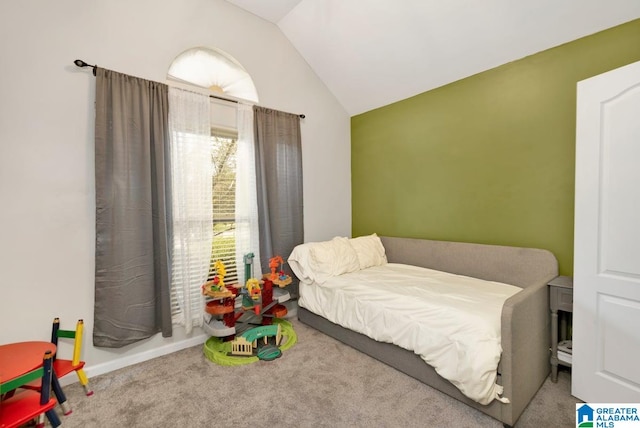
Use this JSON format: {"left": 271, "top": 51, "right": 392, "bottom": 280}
{"left": 309, "top": 237, "right": 360, "bottom": 283}
{"left": 288, "top": 237, "right": 360, "bottom": 284}
{"left": 349, "top": 233, "right": 387, "bottom": 269}
{"left": 288, "top": 242, "right": 315, "bottom": 284}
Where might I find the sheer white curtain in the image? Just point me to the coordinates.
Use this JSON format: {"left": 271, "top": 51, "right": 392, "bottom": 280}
{"left": 235, "top": 103, "right": 261, "bottom": 284}
{"left": 168, "top": 87, "right": 213, "bottom": 334}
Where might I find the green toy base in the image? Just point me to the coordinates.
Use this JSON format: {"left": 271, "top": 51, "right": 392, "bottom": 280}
{"left": 203, "top": 318, "right": 297, "bottom": 366}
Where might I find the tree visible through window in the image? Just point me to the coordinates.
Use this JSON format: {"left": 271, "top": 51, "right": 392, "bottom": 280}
{"left": 209, "top": 130, "right": 238, "bottom": 283}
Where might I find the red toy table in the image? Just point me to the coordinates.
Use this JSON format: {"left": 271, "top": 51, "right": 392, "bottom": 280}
{"left": 0, "top": 342, "right": 57, "bottom": 384}
{"left": 0, "top": 341, "right": 71, "bottom": 416}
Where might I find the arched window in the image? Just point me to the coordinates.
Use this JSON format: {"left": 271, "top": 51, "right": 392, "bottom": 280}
{"left": 167, "top": 47, "right": 260, "bottom": 331}
{"left": 167, "top": 47, "right": 259, "bottom": 103}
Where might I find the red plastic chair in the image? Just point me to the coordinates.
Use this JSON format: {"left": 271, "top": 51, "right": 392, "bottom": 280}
{"left": 0, "top": 350, "right": 62, "bottom": 428}
{"left": 50, "top": 318, "right": 93, "bottom": 397}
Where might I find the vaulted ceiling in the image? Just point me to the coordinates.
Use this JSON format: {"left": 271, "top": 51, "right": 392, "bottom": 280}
{"left": 226, "top": 0, "right": 640, "bottom": 116}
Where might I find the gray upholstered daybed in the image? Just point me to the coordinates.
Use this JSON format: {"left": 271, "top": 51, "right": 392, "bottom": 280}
{"left": 291, "top": 236, "right": 558, "bottom": 427}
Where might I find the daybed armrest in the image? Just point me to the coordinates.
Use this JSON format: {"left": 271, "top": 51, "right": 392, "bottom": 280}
{"left": 380, "top": 236, "right": 558, "bottom": 288}
{"left": 499, "top": 277, "right": 553, "bottom": 426}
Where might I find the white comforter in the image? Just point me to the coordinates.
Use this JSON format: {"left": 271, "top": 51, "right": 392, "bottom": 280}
{"left": 298, "top": 263, "right": 521, "bottom": 405}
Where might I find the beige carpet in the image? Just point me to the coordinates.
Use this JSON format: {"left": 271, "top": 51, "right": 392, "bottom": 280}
{"left": 55, "top": 318, "right": 579, "bottom": 427}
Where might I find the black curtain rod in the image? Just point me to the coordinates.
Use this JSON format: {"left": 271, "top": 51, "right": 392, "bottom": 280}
{"left": 74, "top": 59, "right": 305, "bottom": 119}
{"left": 209, "top": 94, "right": 305, "bottom": 119}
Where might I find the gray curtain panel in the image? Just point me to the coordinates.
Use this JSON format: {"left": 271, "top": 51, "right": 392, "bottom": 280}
{"left": 94, "top": 68, "right": 173, "bottom": 348}
{"left": 253, "top": 106, "right": 304, "bottom": 297}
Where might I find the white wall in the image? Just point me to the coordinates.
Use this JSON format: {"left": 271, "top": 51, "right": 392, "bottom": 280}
{"left": 0, "top": 0, "right": 350, "bottom": 377}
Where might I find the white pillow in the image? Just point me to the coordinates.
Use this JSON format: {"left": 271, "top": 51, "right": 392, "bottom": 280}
{"left": 349, "top": 233, "right": 387, "bottom": 269}
{"left": 288, "top": 237, "right": 360, "bottom": 284}
{"left": 309, "top": 237, "right": 360, "bottom": 283}
{"left": 288, "top": 243, "right": 315, "bottom": 284}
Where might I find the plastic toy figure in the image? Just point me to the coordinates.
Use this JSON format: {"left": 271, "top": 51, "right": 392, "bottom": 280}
{"left": 269, "top": 256, "right": 283, "bottom": 280}
{"left": 267, "top": 255, "right": 292, "bottom": 288}
{"left": 244, "top": 278, "right": 262, "bottom": 315}
{"left": 213, "top": 260, "right": 226, "bottom": 288}
{"left": 246, "top": 278, "right": 262, "bottom": 301}
{"left": 202, "top": 260, "right": 232, "bottom": 298}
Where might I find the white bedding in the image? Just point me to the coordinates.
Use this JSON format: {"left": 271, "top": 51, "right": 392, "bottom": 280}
{"left": 298, "top": 263, "right": 521, "bottom": 405}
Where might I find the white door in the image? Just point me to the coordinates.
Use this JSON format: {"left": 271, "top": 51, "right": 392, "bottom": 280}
{"left": 573, "top": 60, "right": 640, "bottom": 402}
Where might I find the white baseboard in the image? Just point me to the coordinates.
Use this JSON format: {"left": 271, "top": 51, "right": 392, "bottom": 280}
{"left": 58, "top": 333, "right": 208, "bottom": 387}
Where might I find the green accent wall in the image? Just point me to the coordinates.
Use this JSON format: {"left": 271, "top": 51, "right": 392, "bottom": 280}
{"left": 352, "top": 19, "right": 640, "bottom": 276}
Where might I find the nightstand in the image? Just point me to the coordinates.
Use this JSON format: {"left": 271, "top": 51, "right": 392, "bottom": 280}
{"left": 549, "top": 275, "right": 573, "bottom": 382}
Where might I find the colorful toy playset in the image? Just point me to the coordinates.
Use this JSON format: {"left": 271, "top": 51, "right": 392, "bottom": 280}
{"left": 202, "top": 254, "right": 296, "bottom": 366}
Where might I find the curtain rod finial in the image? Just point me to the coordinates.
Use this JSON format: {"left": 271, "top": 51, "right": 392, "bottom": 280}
{"left": 74, "top": 59, "right": 97, "bottom": 75}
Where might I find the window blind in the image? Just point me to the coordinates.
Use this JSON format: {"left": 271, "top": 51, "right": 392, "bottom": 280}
{"left": 170, "top": 131, "right": 239, "bottom": 323}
